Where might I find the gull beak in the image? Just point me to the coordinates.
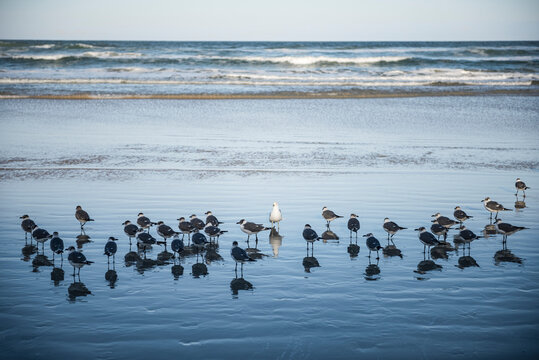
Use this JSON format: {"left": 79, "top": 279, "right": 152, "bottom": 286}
{"left": 414, "top": 228, "right": 420, "bottom": 231}
{"left": 362, "top": 234, "right": 368, "bottom": 237}
{"left": 431, "top": 219, "right": 436, "bottom": 223}
{"left": 236, "top": 221, "right": 241, "bottom": 224}
{"left": 430, "top": 214, "right": 436, "bottom": 217}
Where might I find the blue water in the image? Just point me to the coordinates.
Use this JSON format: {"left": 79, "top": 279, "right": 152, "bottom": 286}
{"left": 1, "top": 41, "right": 538, "bottom": 96}
{"left": 0, "top": 96, "right": 538, "bottom": 359}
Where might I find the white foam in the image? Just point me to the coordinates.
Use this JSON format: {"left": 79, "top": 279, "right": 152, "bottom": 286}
{"left": 31, "top": 44, "right": 55, "bottom": 49}
{"left": 231, "top": 55, "right": 410, "bottom": 65}
{"left": 74, "top": 43, "right": 95, "bottom": 49}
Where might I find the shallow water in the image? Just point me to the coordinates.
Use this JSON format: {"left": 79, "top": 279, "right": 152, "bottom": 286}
{"left": 0, "top": 97, "right": 538, "bottom": 359}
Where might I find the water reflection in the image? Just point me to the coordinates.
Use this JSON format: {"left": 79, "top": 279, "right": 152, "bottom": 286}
{"left": 347, "top": 236, "right": 360, "bottom": 259}
{"left": 50, "top": 265, "right": 64, "bottom": 286}
{"left": 269, "top": 228, "right": 283, "bottom": 257}
{"left": 493, "top": 230, "right": 523, "bottom": 265}
{"left": 321, "top": 229, "right": 339, "bottom": 242}
{"left": 481, "top": 223, "right": 497, "bottom": 238}
{"left": 383, "top": 245, "right": 402, "bottom": 258}
{"left": 21, "top": 244, "right": 37, "bottom": 261}
{"left": 32, "top": 254, "right": 53, "bottom": 272}
{"left": 414, "top": 254, "right": 442, "bottom": 276}
{"left": 494, "top": 249, "right": 523, "bottom": 265}
{"left": 76, "top": 234, "right": 92, "bottom": 249}
{"left": 192, "top": 262, "right": 208, "bottom": 278}
{"left": 514, "top": 195, "right": 526, "bottom": 211}
{"left": 105, "top": 262, "right": 118, "bottom": 289}
{"left": 364, "top": 258, "right": 381, "bottom": 281}
{"left": 171, "top": 255, "right": 184, "bottom": 279}
{"left": 68, "top": 280, "right": 91, "bottom": 301}
{"left": 455, "top": 239, "right": 479, "bottom": 269}
{"left": 230, "top": 271, "right": 254, "bottom": 297}
{"left": 303, "top": 243, "right": 320, "bottom": 273}
{"left": 205, "top": 243, "right": 223, "bottom": 264}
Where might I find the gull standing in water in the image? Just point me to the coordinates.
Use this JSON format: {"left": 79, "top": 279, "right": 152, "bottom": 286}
{"left": 382, "top": 218, "right": 407, "bottom": 245}
{"left": 302, "top": 224, "right": 321, "bottom": 251}
{"left": 171, "top": 234, "right": 184, "bottom": 258}
{"left": 189, "top": 214, "right": 205, "bottom": 231}
{"left": 347, "top": 214, "right": 360, "bottom": 238}
{"left": 481, "top": 197, "right": 511, "bottom": 221}
{"left": 322, "top": 207, "right": 343, "bottom": 227}
{"left": 455, "top": 226, "right": 481, "bottom": 251}
{"left": 237, "top": 219, "right": 271, "bottom": 243}
{"left": 104, "top": 237, "right": 119, "bottom": 264}
{"left": 414, "top": 227, "right": 440, "bottom": 254}
{"left": 431, "top": 213, "right": 459, "bottom": 229}
{"left": 66, "top": 246, "right": 93, "bottom": 276}
{"left": 178, "top": 217, "right": 196, "bottom": 241}
{"left": 515, "top": 178, "right": 530, "bottom": 197}
{"left": 122, "top": 220, "right": 138, "bottom": 244}
{"left": 231, "top": 241, "right": 255, "bottom": 276}
{"left": 204, "top": 222, "right": 228, "bottom": 242}
{"left": 20, "top": 215, "right": 36, "bottom": 240}
{"left": 137, "top": 212, "right": 155, "bottom": 233}
{"left": 136, "top": 228, "right": 156, "bottom": 257}
{"left": 494, "top": 219, "right": 528, "bottom": 242}
{"left": 453, "top": 206, "right": 473, "bottom": 224}
{"left": 50, "top": 232, "right": 65, "bottom": 261}
{"left": 363, "top": 233, "right": 383, "bottom": 260}
{"left": 430, "top": 221, "right": 448, "bottom": 241}
{"left": 269, "top": 202, "right": 283, "bottom": 230}
{"left": 156, "top": 221, "right": 179, "bottom": 250}
{"left": 204, "top": 211, "right": 222, "bottom": 227}
{"left": 75, "top": 205, "right": 94, "bottom": 231}
{"left": 31, "top": 225, "right": 52, "bottom": 251}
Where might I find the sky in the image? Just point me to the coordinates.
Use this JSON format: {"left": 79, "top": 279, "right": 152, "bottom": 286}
{"left": 0, "top": 0, "right": 538, "bottom": 41}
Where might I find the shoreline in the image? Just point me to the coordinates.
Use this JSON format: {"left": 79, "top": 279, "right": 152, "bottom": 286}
{"left": 1, "top": 88, "right": 538, "bottom": 100}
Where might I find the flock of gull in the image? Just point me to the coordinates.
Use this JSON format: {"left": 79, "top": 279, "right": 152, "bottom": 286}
{"left": 19, "top": 178, "right": 530, "bottom": 296}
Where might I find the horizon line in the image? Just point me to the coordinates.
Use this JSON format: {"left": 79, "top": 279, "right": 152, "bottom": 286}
{"left": 1, "top": 38, "right": 538, "bottom": 42}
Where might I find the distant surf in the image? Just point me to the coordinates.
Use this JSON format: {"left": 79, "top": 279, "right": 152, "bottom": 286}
{"left": 0, "top": 40, "right": 537, "bottom": 97}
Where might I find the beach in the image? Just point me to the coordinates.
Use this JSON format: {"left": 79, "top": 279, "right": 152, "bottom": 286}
{"left": 0, "top": 94, "right": 538, "bottom": 359}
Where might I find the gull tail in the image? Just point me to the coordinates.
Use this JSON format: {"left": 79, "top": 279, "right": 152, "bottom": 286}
{"left": 85, "top": 261, "right": 94, "bottom": 265}
{"left": 399, "top": 226, "right": 407, "bottom": 230}
{"left": 336, "top": 215, "right": 344, "bottom": 218}
{"left": 264, "top": 227, "right": 271, "bottom": 231}
{"left": 503, "top": 208, "right": 512, "bottom": 211}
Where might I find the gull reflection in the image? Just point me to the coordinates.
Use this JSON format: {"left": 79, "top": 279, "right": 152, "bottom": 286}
{"left": 414, "top": 252, "right": 442, "bottom": 277}
{"left": 68, "top": 280, "right": 91, "bottom": 302}
{"left": 171, "top": 257, "right": 184, "bottom": 280}
{"left": 105, "top": 262, "right": 118, "bottom": 289}
{"left": 347, "top": 236, "right": 360, "bottom": 259}
{"left": 269, "top": 228, "right": 283, "bottom": 257}
{"left": 205, "top": 243, "right": 224, "bottom": 264}
{"left": 364, "top": 257, "right": 380, "bottom": 281}
{"left": 455, "top": 240, "right": 479, "bottom": 269}
{"left": 32, "top": 254, "right": 53, "bottom": 272}
{"left": 76, "top": 234, "right": 92, "bottom": 249}
{"left": 321, "top": 229, "right": 339, "bottom": 242}
{"left": 50, "top": 265, "right": 65, "bottom": 286}
{"left": 514, "top": 194, "right": 526, "bottom": 211}
{"left": 21, "top": 244, "right": 37, "bottom": 262}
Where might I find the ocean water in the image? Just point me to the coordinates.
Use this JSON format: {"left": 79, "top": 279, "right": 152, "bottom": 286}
{"left": 0, "top": 40, "right": 538, "bottom": 97}
{"left": 0, "top": 96, "right": 538, "bottom": 359}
